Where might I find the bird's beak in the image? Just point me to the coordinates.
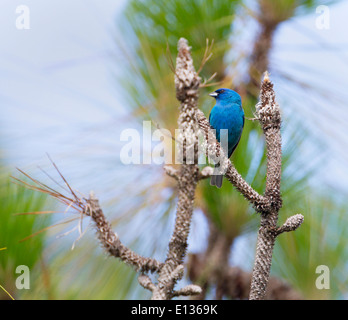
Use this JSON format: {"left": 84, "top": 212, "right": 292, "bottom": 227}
{"left": 209, "top": 92, "right": 218, "bottom": 97}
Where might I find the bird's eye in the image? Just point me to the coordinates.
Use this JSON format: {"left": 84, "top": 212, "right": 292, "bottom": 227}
{"left": 219, "top": 89, "right": 225, "bottom": 93}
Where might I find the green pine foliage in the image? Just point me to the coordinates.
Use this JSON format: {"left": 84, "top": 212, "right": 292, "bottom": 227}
{"left": 0, "top": 168, "right": 50, "bottom": 299}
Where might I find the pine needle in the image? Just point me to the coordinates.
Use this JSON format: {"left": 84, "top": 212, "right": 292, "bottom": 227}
{"left": 11, "top": 158, "right": 90, "bottom": 244}
{"left": 19, "top": 217, "right": 80, "bottom": 242}
{"left": 197, "top": 38, "right": 214, "bottom": 75}
{"left": 0, "top": 284, "right": 15, "bottom": 300}
{"left": 46, "top": 153, "right": 80, "bottom": 204}
{"left": 13, "top": 211, "right": 58, "bottom": 216}
{"left": 165, "top": 42, "right": 176, "bottom": 74}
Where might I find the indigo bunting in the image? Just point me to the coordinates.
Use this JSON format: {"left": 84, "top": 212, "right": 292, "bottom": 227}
{"left": 209, "top": 88, "right": 244, "bottom": 188}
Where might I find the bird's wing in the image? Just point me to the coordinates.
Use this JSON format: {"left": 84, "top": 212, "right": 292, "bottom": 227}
{"left": 228, "top": 114, "right": 244, "bottom": 158}
{"left": 209, "top": 112, "right": 214, "bottom": 129}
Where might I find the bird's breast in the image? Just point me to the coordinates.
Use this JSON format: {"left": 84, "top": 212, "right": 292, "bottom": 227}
{"left": 209, "top": 104, "right": 244, "bottom": 155}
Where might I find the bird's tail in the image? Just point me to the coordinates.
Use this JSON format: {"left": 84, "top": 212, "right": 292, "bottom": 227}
{"left": 210, "top": 164, "right": 223, "bottom": 188}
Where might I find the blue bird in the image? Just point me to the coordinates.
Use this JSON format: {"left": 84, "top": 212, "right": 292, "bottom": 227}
{"left": 209, "top": 88, "right": 244, "bottom": 188}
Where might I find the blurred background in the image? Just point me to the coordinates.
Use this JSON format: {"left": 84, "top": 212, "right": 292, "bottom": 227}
{"left": 1, "top": 0, "right": 348, "bottom": 300}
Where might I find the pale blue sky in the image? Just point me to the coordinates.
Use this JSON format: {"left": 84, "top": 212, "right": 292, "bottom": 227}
{"left": 272, "top": 1, "right": 348, "bottom": 193}
{"left": 0, "top": 1, "right": 128, "bottom": 199}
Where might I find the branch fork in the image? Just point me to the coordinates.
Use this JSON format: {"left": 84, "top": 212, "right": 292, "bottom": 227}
{"left": 196, "top": 71, "right": 304, "bottom": 300}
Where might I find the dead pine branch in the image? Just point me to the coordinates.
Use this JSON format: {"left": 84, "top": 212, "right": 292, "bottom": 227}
{"left": 150, "top": 38, "right": 202, "bottom": 300}
{"left": 85, "top": 193, "right": 163, "bottom": 273}
{"left": 248, "top": 72, "right": 304, "bottom": 300}
{"left": 13, "top": 167, "right": 163, "bottom": 274}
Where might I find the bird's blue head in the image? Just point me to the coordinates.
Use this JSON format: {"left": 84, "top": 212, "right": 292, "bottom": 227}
{"left": 209, "top": 88, "right": 241, "bottom": 105}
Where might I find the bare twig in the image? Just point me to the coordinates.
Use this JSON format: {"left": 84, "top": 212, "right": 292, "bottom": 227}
{"left": 275, "top": 214, "right": 304, "bottom": 236}
{"left": 13, "top": 170, "right": 163, "bottom": 274}
{"left": 163, "top": 165, "right": 179, "bottom": 180}
{"left": 198, "top": 166, "right": 214, "bottom": 180}
{"left": 199, "top": 72, "right": 219, "bottom": 88}
{"left": 86, "top": 193, "right": 163, "bottom": 273}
